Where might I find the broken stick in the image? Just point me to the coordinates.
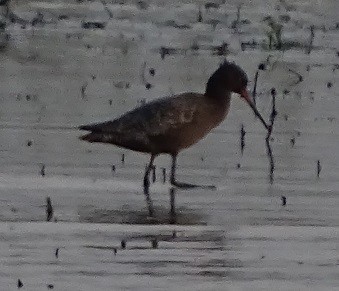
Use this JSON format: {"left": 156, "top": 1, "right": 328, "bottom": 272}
{"left": 266, "top": 88, "right": 277, "bottom": 184}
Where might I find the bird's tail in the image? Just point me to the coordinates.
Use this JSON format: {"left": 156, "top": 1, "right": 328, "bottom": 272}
{"left": 79, "top": 132, "right": 103, "bottom": 143}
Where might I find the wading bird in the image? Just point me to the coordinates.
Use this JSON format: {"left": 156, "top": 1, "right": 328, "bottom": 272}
{"left": 79, "top": 61, "right": 269, "bottom": 217}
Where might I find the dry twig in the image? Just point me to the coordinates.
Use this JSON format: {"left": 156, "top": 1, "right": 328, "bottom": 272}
{"left": 240, "top": 124, "right": 245, "bottom": 155}
{"left": 46, "top": 196, "right": 53, "bottom": 221}
{"left": 252, "top": 63, "right": 266, "bottom": 105}
{"left": 266, "top": 88, "right": 277, "bottom": 184}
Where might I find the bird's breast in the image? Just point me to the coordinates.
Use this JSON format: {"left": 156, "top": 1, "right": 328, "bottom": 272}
{"left": 166, "top": 101, "right": 230, "bottom": 152}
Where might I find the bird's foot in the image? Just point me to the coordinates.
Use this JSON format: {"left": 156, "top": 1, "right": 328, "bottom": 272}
{"left": 143, "top": 180, "right": 155, "bottom": 218}
{"left": 171, "top": 180, "right": 216, "bottom": 190}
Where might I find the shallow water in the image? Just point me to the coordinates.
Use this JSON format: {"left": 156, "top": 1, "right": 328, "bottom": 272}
{"left": 0, "top": 0, "right": 339, "bottom": 290}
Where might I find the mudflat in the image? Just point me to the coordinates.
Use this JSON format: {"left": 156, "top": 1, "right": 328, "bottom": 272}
{"left": 0, "top": 0, "right": 338, "bottom": 290}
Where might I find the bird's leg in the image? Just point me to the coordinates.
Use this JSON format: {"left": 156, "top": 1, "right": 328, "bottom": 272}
{"left": 169, "top": 187, "right": 176, "bottom": 224}
{"left": 143, "top": 154, "right": 155, "bottom": 217}
{"left": 170, "top": 154, "right": 216, "bottom": 189}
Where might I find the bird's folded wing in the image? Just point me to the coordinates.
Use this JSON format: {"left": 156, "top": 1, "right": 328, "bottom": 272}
{"left": 79, "top": 94, "right": 198, "bottom": 136}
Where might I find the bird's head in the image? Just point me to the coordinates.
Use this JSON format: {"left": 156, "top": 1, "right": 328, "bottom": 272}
{"left": 206, "top": 61, "right": 269, "bottom": 130}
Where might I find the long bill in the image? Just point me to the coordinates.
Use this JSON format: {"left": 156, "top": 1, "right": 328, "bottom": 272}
{"left": 240, "top": 89, "right": 270, "bottom": 130}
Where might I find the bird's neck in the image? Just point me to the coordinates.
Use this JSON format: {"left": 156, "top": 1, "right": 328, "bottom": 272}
{"left": 204, "top": 72, "right": 232, "bottom": 105}
{"left": 204, "top": 86, "right": 232, "bottom": 107}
